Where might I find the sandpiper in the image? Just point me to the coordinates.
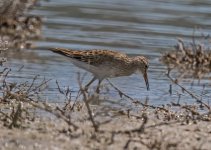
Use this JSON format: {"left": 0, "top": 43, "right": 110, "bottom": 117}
{"left": 51, "top": 48, "right": 150, "bottom": 93}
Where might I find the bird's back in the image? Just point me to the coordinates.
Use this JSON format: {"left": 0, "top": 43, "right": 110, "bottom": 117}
{"left": 50, "top": 48, "right": 133, "bottom": 79}
{"left": 50, "top": 48, "right": 128, "bottom": 66}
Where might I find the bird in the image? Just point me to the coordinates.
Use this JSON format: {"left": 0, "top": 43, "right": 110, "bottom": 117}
{"left": 50, "top": 48, "right": 150, "bottom": 93}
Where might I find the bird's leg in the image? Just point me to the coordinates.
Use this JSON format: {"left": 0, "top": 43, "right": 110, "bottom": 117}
{"left": 95, "top": 79, "right": 102, "bottom": 94}
{"left": 84, "top": 77, "right": 96, "bottom": 91}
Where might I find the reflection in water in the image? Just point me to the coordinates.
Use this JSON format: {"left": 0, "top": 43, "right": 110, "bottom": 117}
{"left": 4, "top": 0, "right": 211, "bottom": 107}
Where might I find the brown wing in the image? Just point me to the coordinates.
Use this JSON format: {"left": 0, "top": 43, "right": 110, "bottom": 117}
{"left": 50, "top": 47, "right": 128, "bottom": 66}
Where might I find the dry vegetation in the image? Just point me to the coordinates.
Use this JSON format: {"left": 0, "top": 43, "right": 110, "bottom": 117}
{"left": 0, "top": 51, "right": 211, "bottom": 150}
{"left": 161, "top": 32, "right": 211, "bottom": 79}
{"left": 0, "top": 16, "right": 42, "bottom": 50}
{"left": 1, "top": 5, "right": 211, "bottom": 149}
{"left": 0, "top": 0, "right": 42, "bottom": 50}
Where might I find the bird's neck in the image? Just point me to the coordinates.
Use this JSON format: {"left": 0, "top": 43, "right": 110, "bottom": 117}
{"left": 123, "top": 58, "right": 138, "bottom": 74}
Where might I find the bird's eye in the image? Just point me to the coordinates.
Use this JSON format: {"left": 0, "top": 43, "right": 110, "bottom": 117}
{"left": 145, "top": 65, "right": 148, "bottom": 69}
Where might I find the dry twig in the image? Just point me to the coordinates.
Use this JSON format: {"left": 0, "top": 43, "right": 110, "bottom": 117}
{"left": 77, "top": 73, "right": 99, "bottom": 132}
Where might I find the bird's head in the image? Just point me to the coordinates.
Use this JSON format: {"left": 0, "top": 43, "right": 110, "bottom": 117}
{"left": 133, "top": 56, "right": 150, "bottom": 91}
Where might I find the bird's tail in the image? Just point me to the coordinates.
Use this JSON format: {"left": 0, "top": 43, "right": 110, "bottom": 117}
{"left": 50, "top": 47, "right": 99, "bottom": 73}
{"left": 50, "top": 47, "right": 75, "bottom": 57}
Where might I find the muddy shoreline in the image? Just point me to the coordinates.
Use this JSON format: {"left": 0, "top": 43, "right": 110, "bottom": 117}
{"left": 0, "top": 105, "right": 211, "bottom": 150}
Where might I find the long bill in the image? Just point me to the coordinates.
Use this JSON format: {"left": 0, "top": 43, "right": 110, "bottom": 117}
{"left": 143, "top": 71, "right": 150, "bottom": 91}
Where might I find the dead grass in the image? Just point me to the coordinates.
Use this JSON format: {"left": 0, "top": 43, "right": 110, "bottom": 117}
{"left": 1, "top": 25, "right": 211, "bottom": 149}
{"left": 161, "top": 31, "right": 211, "bottom": 79}
{"left": 0, "top": 64, "right": 211, "bottom": 149}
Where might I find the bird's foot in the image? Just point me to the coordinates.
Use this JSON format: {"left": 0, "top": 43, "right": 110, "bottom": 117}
{"left": 95, "top": 87, "right": 100, "bottom": 94}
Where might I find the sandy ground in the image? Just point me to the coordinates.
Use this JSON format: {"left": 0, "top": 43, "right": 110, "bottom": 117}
{"left": 0, "top": 104, "right": 210, "bottom": 150}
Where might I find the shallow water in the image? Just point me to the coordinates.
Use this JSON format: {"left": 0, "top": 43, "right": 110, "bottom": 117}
{"left": 4, "top": 0, "right": 211, "bottom": 107}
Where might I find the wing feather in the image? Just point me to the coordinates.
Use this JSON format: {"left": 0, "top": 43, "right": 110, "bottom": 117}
{"left": 50, "top": 48, "right": 127, "bottom": 66}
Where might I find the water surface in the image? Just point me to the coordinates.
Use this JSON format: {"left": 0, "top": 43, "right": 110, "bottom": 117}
{"left": 4, "top": 0, "right": 211, "bottom": 108}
